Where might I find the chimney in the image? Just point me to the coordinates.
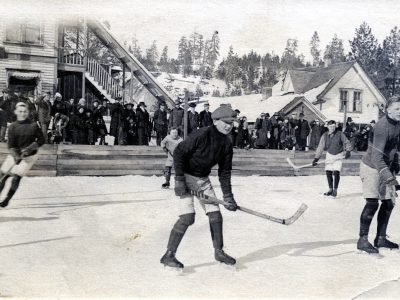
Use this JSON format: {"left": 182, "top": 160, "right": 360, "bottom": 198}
{"left": 324, "top": 57, "right": 332, "bottom": 68}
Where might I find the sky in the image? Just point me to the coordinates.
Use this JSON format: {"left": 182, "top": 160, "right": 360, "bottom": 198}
{"left": 3, "top": 0, "right": 400, "bottom": 62}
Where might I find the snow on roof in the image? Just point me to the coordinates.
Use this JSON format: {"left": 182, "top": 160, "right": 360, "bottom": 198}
{"left": 196, "top": 93, "right": 297, "bottom": 122}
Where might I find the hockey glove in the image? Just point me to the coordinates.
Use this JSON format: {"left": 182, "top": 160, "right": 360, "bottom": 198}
{"left": 312, "top": 158, "right": 319, "bottom": 167}
{"left": 9, "top": 148, "right": 21, "bottom": 164}
{"left": 21, "top": 142, "right": 39, "bottom": 158}
{"left": 380, "top": 167, "right": 399, "bottom": 187}
{"left": 390, "top": 153, "right": 400, "bottom": 175}
{"left": 223, "top": 194, "right": 238, "bottom": 211}
{"left": 345, "top": 151, "right": 351, "bottom": 159}
{"left": 174, "top": 176, "right": 188, "bottom": 197}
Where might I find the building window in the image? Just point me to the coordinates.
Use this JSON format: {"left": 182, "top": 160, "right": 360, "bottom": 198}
{"left": 339, "top": 90, "right": 348, "bottom": 112}
{"left": 353, "top": 91, "right": 362, "bottom": 112}
{"left": 5, "top": 20, "right": 42, "bottom": 45}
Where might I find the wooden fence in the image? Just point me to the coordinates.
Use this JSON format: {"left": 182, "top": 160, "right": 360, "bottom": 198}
{"left": 0, "top": 144, "right": 363, "bottom": 177}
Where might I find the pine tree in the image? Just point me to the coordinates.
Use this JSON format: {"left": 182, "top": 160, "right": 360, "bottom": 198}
{"left": 324, "top": 34, "right": 346, "bottom": 64}
{"left": 281, "top": 39, "right": 299, "bottom": 68}
{"left": 383, "top": 27, "right": 400, "bottom": 95}
{"left": 350, "top": 22, "right": 378, "bottom": 73}
{"left": 310, "top": 31, "right": 321, "bottom": 66}
{"left": 159, "top": 46, "right": 169, "bottom": 72}
{"left": 145, "top": 40, "right": 159, "bottom": 72}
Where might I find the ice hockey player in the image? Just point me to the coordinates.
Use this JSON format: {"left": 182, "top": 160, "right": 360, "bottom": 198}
{"left": 160, "top": 127, "right": 183, "bottom": 189}
{"left": 160, "top": 105, "right": 239, "bottom": 269}
{"left": 0, "top": 102, "right": 45, "bottom": 208}
{"left": 357, "top": 95, "right": 400, "bottom": 254}
{"left": 312, "top": 120, "right": 351, "bottom": 197}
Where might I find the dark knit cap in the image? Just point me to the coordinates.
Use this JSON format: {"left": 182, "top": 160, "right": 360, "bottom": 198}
{"left": 211, "top": 106, "right": 238, "bottom": 123}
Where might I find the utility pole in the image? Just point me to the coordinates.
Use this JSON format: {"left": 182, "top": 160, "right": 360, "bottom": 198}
{"left": 342, "top": 97, "right": 348, "bottom": 132}
{"left": 184, "top": 90, "right": 189, "bottom": 140}
{"left": 82, "top": 17, "right": 88, "bottom": 100}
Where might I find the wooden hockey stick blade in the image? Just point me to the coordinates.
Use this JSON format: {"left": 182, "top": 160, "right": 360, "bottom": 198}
{"left": 189, "top": 190, "right": 308, "bottom": 225}
{"left": 286, "top": 157, "right": 325, "bottom": 170}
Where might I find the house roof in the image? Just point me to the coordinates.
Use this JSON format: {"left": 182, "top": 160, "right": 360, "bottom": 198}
{"left": 288, "top": 69, "right": 317, "bottom": 94}
{"left": 302, "top": 61, "right": 356, "bottom": 96}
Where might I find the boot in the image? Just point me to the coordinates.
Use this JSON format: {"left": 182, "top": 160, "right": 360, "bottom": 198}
{"left": 374, "top": 236, "right": 399, "bottom": 249}
{"left": 161, "top": 182, "right": 170, "bottom": 189}
{"left": 215, "top": 249, "right": 236, "bottom": 265}
{"left": 160, "top": 250, "right": 184, "bottom": 269}
{"left": 357, "top": 236, "right": 379, "bottom": 254}
{"left": 332, "top": 189, "right": 337, "bottom": 198}
{"left": 324, "top": 189, "right": 333, "bottom": 196}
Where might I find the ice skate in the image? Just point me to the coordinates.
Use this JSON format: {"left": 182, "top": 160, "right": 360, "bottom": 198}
{"left": 0, "top": 198, "right": 10, "bottom": 208}
{"left": 160, "top": 250, "right": 184, "bottom": 269}
{"left": 374, "top": 236, "right": 399, "bottom": 250}
{"left": 331, "top": 189, "right": 337, "bottom": 198}
{"left": 323, "top": 189, "right": 333, "bottom": 197}
{"left": 357, "top": 236, "right": 379, "bottom": 254}
{"left": 161, "top": 182, "right": 170, "bottom": 189}
{"left": 215, "top": 249, "right": 236, "bottom": 266}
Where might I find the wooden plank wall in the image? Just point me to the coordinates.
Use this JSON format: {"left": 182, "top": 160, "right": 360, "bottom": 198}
{"left": 0, "top": 143, "right": 363, "bottom": 177}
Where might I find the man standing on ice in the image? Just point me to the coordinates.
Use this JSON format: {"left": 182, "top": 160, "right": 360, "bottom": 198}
{"left": 160, "top": 105, "right": 238, "bottom": 269}
{"left": 312, "top": 120, "right": 351, "bottom": 197}
{"left": 357, "top": 95, "right": 400, "bottom": 254}
{"left": 0, "top": 102, "right": 45, "bottom": 208}
{"left": 160, "top": 127, "right": 183, "bottom": 189}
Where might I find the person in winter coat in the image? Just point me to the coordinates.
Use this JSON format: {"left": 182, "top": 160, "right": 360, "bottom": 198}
{"left": 22, "top": 96, "right": 38, "bottom": 122}
{"left": 92, "top": 100, "right": 108, "bottom": 145}
{"left": 64, "top": 98, "right": 76, "bottom": 143}
{"left": 153, "top": 102, "right": 168, "bottom": 146}
{"left": 51, "top": 93, "right": 67, "bottom": 116}
{"left": 280, "top": 118, "right": 296, "bottom": 150}
{"left": 84, "top": 109, "right": 96, "bottom": 145}
{"left": 295, "top": 113, "right": 310, "bottom": 151}
{"left": 35, "top": 92, "right": 52, "bottom": 143}
{"left": 126, "top": 117, "right": 138, "bottom": 145}
{"left": 168, "top": 99, "right": 184, "bottom": 136}
{"left": 0, "top": 90, "right": 20, "bottom": 123}
{"left": 70, "top": 105, "right": 87, "bottom": 144}
{"left": 0, "top": 89, "right": 10, "bottom": 141}
{"left": 160, "top": 127, "right": 183, "bottom": 189}
{"left": 199, "top": 102, "right": 213, "bottom": 127}
{"left": 109, "top": 98, "right": 124, "bottom": 145}
{"left": 309, "top": 119, "right": 325, "bottom": 150}
{"left": 136, "top": 102, "right": 150, "bottom": 145}
{"left": 255, "top": 113, "right": 272, "bottom": 149}
{"left": 344, "top": 117, "right": 358, "bottom": 150}
{"left": 269, "top": 112, "right": 281, "bottom": 149}
{"left": 235, "top": 116, "right": 249, "bottom": 149}
{"left": 186, "top": 103, "right": 199, "bottom": 135}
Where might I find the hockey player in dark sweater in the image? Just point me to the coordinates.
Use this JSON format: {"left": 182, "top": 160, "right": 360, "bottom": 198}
{"left": 0, "top": 102, "right": 45, "bottom": 207}
{"left": 160, "top": 105, "right": 239, "bottom": 269}
{"left": 312, "top": 120, "right": 351, "bottom": 197}
{"left": 357, "top": 95, "right": 400, "bottom": 254}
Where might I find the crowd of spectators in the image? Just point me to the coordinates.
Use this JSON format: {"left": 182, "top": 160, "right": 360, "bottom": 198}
{"left": 0, "top": 89, "right": 376, "bottom": 150}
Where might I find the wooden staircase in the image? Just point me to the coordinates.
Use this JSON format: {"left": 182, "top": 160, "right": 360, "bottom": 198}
{"left": 0, "top": 144, "right": 364, "bottom": 177}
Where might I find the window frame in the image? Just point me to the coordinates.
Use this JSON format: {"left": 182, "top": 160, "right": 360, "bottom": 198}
{"left": 352, "top": 90, "right": 363, "bottom": 113}
{"left": 339, "top": 88, "right": 363, "bottom": 114}
{"left": 339, "top": 89, "right": 348, "bottom": 112}
{"left": 5, "top": 20, "right": 43, "bottom": 46}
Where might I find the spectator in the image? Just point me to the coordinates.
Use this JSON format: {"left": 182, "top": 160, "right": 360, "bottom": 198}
{"left": 1, "top": 90, "right": 20, "bottom": 123}
{"left": 295, "top": 113, "right": 310, "bottom": 151}
{"left": 51, "top": 93, "right": 67, "bottom": 116}
{"left": 344, "top": 117, "right": 357, "bottom": 150}
{"left": 280, "top": 118, "right": 296, "bottom": 150}
{"left": 153, "top": 102, "right": 168, "bottom": 146}
{"left": 199, "top": 102, "right": 213, "bottom": 127}
{"left": 136, "top": 101, "right": 150, "bottom": 145}
{"left": 255, "top": 113, "right": 272, "bottom": 149}
{"left": 51, "top": 113, "right": 69, "bottom": 144}
{"left": 187, "top": 102, "right": 199, "bottom": 135}
{"left": 126, "top": 117, "right": 138, "bottom": 145}
{"left": 78, "top": 97, "right": 87, "bottom": 108}
{"left": 168, "top": 99, "right": 184, "bottom": 136}
{"left": 85, "top": 109, "right": 96, "bottom": 145}
{"left": 236, "top": 116, "right": 249, "bottom": 149}
{"left": 269, "top": 112, "right": 281, "bottom": 149}
{"left": 0, "top": 89, "right": 10, "bottom": 141}
{"left": 92, "top": 100, "right": 108, "bottom": 145}
{"left": 109, "top": 98, "right": 124, "bottom": 145}
{"left": 309, "top": 119, "right": 324, "bottom": 150}
{"left": 70, "top": 105, "right": 87, "bottom": 144}
{"left": 35, "top": 92, "right": 52, "bottom": 143}
{"left": 64, "top": 98, "right": 76, "bottom": 143}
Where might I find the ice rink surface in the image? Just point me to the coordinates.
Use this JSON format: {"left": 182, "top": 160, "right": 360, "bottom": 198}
{"left": 1, "top": 175, "right": 400, "bottom": 299}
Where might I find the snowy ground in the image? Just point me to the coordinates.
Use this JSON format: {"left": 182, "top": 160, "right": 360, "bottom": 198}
{"left": 1, "top": 175, "right": 400, "bottom": 299}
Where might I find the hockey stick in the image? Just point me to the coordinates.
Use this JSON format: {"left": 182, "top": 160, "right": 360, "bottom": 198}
{"left": 286, "top": 157, "right": 325, "bottom": 170}
{"left": 189, "top": 190, "right": 308, "bottom": 225}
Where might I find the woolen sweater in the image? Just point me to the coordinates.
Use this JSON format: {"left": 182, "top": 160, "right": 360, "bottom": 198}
{"left": 174, "top": 125, "right": 233, "bottom": 196}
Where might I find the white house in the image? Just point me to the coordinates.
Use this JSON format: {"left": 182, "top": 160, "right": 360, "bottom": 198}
{"left": 270, "top": 61, "right": 386, "bottom": 124}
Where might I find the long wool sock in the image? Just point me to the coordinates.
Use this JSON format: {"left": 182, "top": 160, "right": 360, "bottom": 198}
{"left": 359, "top": 199, "right": 379, "bottom": 237}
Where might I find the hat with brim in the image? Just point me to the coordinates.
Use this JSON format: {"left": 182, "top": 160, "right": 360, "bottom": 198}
{"left": 189, "top": 102, "right": 196, "bottom": 108}
{"left": 138, "top": 101, "right": 147, "bottom": 107}
{"left": 211, "top": 106, "right": 238, "bottom": 123}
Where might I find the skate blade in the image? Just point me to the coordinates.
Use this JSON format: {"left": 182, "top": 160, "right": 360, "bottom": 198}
{"left": 357, "top": 250, "right": 384, "bottom": 258}
{"left": 162, "top": 265, "right": 184, "bottom": 274}
{"left": 218, "top": 262, "right": 238, "bottom": 271}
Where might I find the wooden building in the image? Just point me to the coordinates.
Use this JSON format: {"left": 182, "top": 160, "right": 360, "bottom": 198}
{"left": 0, "top": 16, "right": 173, "bottom": 109}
